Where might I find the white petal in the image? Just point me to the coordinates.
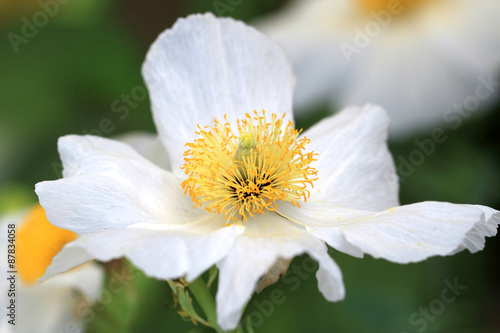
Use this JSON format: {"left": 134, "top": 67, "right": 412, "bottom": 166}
{"left": 40, "top": 262, "right": 103, "bottom": 301}
{"left": 280, "top": 200, "right": 499, "bottom": 263}
{"left": 35, "top": 135, "right": 205, "bottom": 234}
{"left": 339, "top": 37, "right": 482, "bottom": 137}
{"left": 40, "top": 240, "right": 96, "bottom": 280}
{"left": 216, "top": 214, "right": 344, "bottom": 330}
{"left": 17, "top": 285, "right": 85, "bottom": 333}
{"left": 142, "top": 13, "right": 295, "bottom": 170}
{"left": 419, "top": 0, "right": 500, "bottom": 75}
{"left": 277, "top": 201, "right": 370, "bottom": 258}
{"left": 114, "top": 131, "right": 170, "bottom": 171}
{"left": 42, "top": 215, "right": 238, "bottom": 283}
{"left": 342, "top": 202, "right": 499, "bottom": 263}
{"left": 458, "top": 205, "right": 500, "bottom": 253}
{"left": 303, "top": 104, "right": 399, "bottom": 211}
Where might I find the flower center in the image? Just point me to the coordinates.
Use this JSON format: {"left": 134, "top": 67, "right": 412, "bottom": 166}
{"left": 17, "top": 204, "right": 77, "bottom": 284}
{"left": 355, "top": 0, "right": 431, "bottom": 16}
{"left": 181, "top": 111, "right": 318, "bottom": 223}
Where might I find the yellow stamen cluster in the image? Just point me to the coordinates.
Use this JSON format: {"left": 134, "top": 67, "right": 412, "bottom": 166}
{"left": 181, "top": 111, "right": 318, "bottom": 222}
{"left": 17, "top": 204, "right": 77, "bottom": 284}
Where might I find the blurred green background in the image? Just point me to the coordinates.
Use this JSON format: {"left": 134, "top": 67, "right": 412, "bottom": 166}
{"left": 1, "top": 0, "right": 499, "bottom": 332}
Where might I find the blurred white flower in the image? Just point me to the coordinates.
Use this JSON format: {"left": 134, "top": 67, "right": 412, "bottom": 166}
{"left": 256, "top": 0, "right": 500, "bottom": 136}
{"left": 35, "top": 13, "right": 499, "bottom": 330}
{"left": 0, "top": 204, "right": 103, "bottom": 333}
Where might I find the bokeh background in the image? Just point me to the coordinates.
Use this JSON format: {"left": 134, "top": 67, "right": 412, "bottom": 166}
{"left": 1, "top": 1, "right": 499, "bottom": 332}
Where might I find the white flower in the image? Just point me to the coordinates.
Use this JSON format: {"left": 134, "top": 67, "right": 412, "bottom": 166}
{"left": 0, "top": 205, "right": 103, "bottom": 333}
{"left": 35, "top": 13, "right": 499, "bottom": 330}
{"left": 255, "top": 0, "right": 500, "bottom": 136}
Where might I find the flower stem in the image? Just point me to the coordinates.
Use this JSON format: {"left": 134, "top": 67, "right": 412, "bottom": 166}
{"left": 188, "top": 276, "right": 235, "bottom": 333}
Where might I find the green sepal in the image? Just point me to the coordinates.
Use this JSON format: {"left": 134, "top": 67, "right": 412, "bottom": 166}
{"left": 167, "top": 279, "right": 210, "bottom": 327}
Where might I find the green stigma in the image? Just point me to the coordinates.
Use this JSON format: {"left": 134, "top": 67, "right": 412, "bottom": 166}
{"left": 239, "top": 133, "right": 256, "bottom": 149}
{"left": 235, "top": 133, "right": 257, "bottom": 178}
